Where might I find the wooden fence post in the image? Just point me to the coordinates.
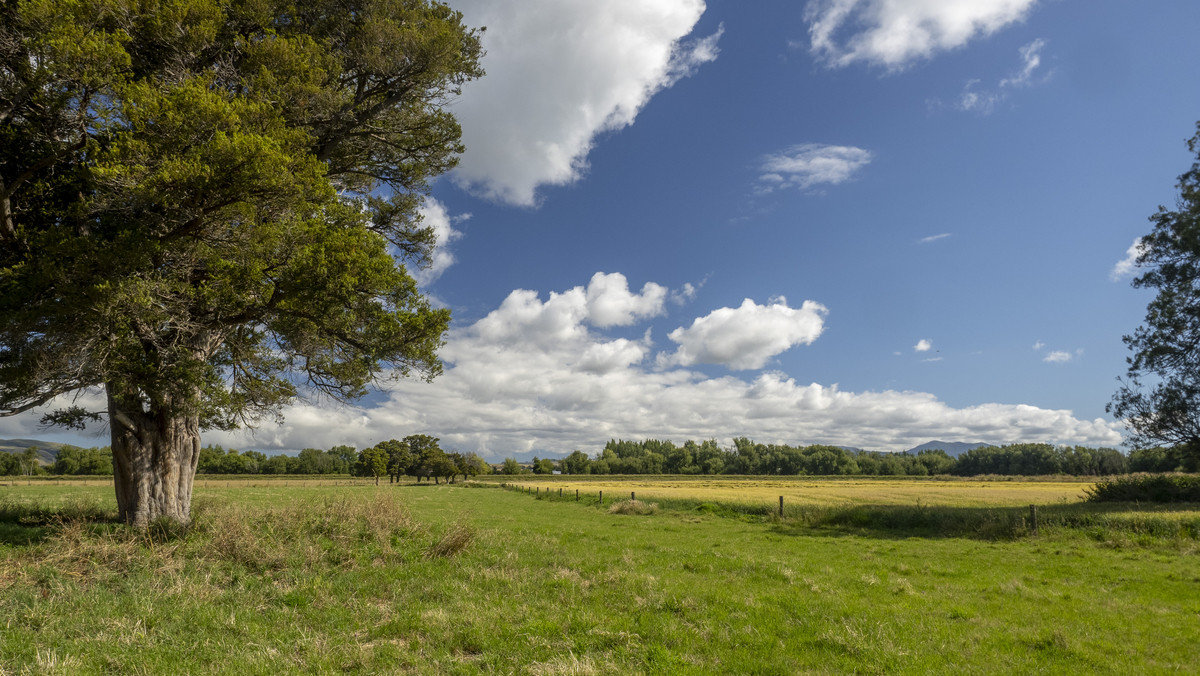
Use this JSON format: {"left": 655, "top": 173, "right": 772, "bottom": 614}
{"left": 631, "top": 491, "right": 636, "bottom": 502}
{"left": 779, "top": 495, "right": 784, "bottom": 517}
{"left": 576, "top": 489, "right": 579, "bottom": 501}
{"left": 1029, "top": 504, "right": 1039, "bottom": 535}
{"left": 599, "top": 490, "right": 603, "bottom": 504}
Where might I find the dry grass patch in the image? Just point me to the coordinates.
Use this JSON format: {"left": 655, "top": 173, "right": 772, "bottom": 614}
{"left": 608, "top": 499, "right": 658, "bottom": 516}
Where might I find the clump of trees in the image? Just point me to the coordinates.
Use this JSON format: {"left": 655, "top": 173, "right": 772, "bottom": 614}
{"left": 355, "top": 435, "right": 490, "bottom": 485}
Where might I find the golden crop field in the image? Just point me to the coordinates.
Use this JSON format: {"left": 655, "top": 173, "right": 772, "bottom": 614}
{"left": 501, "top": 476, "right": 1096, "bottom": 508}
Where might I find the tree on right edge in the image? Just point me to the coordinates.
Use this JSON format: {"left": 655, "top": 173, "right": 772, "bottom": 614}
{"left": 1109, "top": 122, "right": 1200, "bottom": 468}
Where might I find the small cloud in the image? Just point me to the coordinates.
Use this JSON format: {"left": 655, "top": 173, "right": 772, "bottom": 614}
{"left": 951, "top": 39, "right": 1051, "bottom": 115}
{"left": 1043, "top": 350, "right": 1073, "bottom": 363}
{"left": 1111, "top": 237, "right": 1145, "bottom": 281}
{"left": 756, "top": 144, "right": 872, "bottom": 194}
{"left": 922, "top": 357, "right": 944, "bottom": 363}
{"left": 1000, "top": 39, "right": 1047, "bottom": 89}
{"left": 412, "top": 198, "right": 464, "bottom": 286}
{"left": 918, "top": 233, "right": 952, "bottom": 244}
{"left": 914, "top": 339, "right": 933, "bottom": 353}
{"left": 670, "top": 282, "right": 699, "bottom": 306}
{"left": 1032, "top": 340, "right": 1045, "bottom": 350}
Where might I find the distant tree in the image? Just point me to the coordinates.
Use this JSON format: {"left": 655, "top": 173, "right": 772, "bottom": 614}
{"left": 560, "top": 450, "right": 592, "bottom": 475}
{"left": 262, "top": 454, "right": 291, "bottom": 475}
{"left": 21, "top": 446, "right": 40, "bottom": 476}
{"left": 500, "top": 457, "right": 524, "bottom": 475}
{"left": 52, "top": 446, "right": 113, "bottom": 475}
{"left": 1128, "top": 446, "right": 1179, "bottom": 473}
{"left": 357, "top": 445, "right": 388, "bottom": 485}
{"left": 531, "top": 457, "right": 555, "bottom": 475}
{"left": 367, "top": 440, "right": 411, "bottom": 483}
{"left": 328, "top": 446, "right": 357, "bottom": 475}
{"left": 404, "top": 434, "right": 445, "bottom": 482}
{"left": 1110, "top": 123, "right": 1200, "bottom": 465}
{"left": 0, "top": 451, "right": 20, "bottom": 475}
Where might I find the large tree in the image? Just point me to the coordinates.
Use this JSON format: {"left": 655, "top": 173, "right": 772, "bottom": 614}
{"left": 1109, "top": 123, "right": 1200, "bottom": 465}
{"left": 0, "top": 0, "right": 483, "bottom": 525}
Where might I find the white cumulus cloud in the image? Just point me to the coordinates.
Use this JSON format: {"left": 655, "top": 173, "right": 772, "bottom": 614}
{"left": 662, "top": 297, "right": 829, "bottom": 370}
{"left": 756, "top": 144, "right": 872, "bottom": 194}
{"left": 804, "top": 0, "right": 1038, "bottom": 70}
{"left": 1111, "top": 237, "right": 1145, "bottom": 281}
{"left": 914, "top": 339, "right": 933, "bottom": 352}
{"left": 9, "top": 275, "right": 1126, "bottom": 457}
{"left": 449, "top": 0, "right": 721, "bottom": 206}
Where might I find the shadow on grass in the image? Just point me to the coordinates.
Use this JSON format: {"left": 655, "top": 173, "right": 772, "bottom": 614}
{"left": 0, "top": 498, "right": 119, "bottom": 547}
{"left": 770, "top": 502, "right": 1200, "bottom": 541}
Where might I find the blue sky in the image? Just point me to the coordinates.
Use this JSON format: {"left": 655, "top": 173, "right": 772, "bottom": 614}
{"left": 9, "top": 0, "right": 1200, "bottom": 458}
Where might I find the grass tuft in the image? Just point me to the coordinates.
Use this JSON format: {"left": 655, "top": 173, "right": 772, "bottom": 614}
{"left": 425, "top": 519, "right": 476, "bottom": 558}
{"left": 607, "top": 499, "right": 658, "bottom": 515}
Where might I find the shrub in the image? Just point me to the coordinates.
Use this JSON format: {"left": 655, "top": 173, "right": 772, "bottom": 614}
{"left": 1084, "top": 474, "right": 1200, "bottom": 503}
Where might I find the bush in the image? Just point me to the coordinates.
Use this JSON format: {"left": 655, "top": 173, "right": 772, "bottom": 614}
{"left": 1084, "top": 474, "right": 1200, "bottom": 503}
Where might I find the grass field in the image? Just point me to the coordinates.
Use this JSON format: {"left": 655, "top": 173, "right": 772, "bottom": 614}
{"left": 2, "top": 478, "right": 1199, "bottom": 674}
{"left": 489, "top": 474, "right": 1097, "bottom": 508}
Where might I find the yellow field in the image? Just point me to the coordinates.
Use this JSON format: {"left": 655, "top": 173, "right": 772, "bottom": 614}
{"left": 501, "top": 476, "right": 1096, "bottom": 508}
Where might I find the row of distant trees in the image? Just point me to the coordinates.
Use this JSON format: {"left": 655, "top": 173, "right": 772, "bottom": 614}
{"left": 498, "top": 438, "right": 1194, "bottom": 477}
{"left": 4, "top": 436, "right": 1193, "bottom": 478}
{"left": 0, "top": 435, "right": 493, "bottom": 482}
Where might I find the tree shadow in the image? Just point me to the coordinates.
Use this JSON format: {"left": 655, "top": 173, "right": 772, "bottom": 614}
{"left": 0, "top": 501, "right": 119, "bottom": 547}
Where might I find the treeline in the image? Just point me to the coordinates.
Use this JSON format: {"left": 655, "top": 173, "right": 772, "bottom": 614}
{"left": 0, "top": 434, "right": 492, "bottom": 482}
{"left": 501, "top": 438, "right": 1189, "bottom": 477}
{"left": 0, "top": 445, "right": 113, "bottom": 476}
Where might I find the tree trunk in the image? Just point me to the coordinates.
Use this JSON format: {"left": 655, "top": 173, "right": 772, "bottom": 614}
{"left": 108, "top": 384, "right": 202, "bottom": 527}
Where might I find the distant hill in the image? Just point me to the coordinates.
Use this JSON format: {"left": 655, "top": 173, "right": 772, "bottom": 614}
{"left": 904, "top": 441, "right": 993, "bottom": 458}
{"left": 0, "top": 438, "right": 66, "bottom": 464}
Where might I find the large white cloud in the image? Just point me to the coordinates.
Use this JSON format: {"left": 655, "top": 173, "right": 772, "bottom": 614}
{"left": 663, "top": 297, "right": 828, "bottom": 370}
{"left": 448, "top": 0, "right": 720, "bottom": 206}
{"left": 12, "top": 274, "right": 1124, "bottom": 458}
{"left": 804, "top": 0, "right": 1038, "bottom": 70}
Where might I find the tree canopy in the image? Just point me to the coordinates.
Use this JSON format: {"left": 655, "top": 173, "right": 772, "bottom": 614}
{"left": 0, "top": 0, "right": 483, "bottom": 524}
{"left": 1110, "top": 122, "right": 1200, "bottom": 465}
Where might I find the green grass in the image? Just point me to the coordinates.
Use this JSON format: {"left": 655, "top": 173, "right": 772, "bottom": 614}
{"left": 2, "top": 481, "right": 1198, "bottom": 674}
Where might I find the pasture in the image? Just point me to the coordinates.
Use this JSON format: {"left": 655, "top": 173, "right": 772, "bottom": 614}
{"left": 1, "top": 477, "right": 1198, "bottom": 674}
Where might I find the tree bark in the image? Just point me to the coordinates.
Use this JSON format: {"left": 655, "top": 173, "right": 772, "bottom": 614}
{"left": 108, "top": 384, "right": 202, "bottom": 527}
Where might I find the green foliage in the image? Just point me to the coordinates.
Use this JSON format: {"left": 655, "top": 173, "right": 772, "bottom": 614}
{"left": 50, "top": 445, "right": 113, "bottom": 475}
{"left": 1085, "top": 474, "right": 1200, "bottom": 503}
{"left": 0, "top": 0, "right": 483, "bottom": 522}
{"left": 499, "top": 457, "right": 525, "bottom": 475}
{"left": 1110, "top": 122, "right": 1200, "bottom": 460}
{"left": 356, "top": 445, "right": 388, "bottom": 483}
